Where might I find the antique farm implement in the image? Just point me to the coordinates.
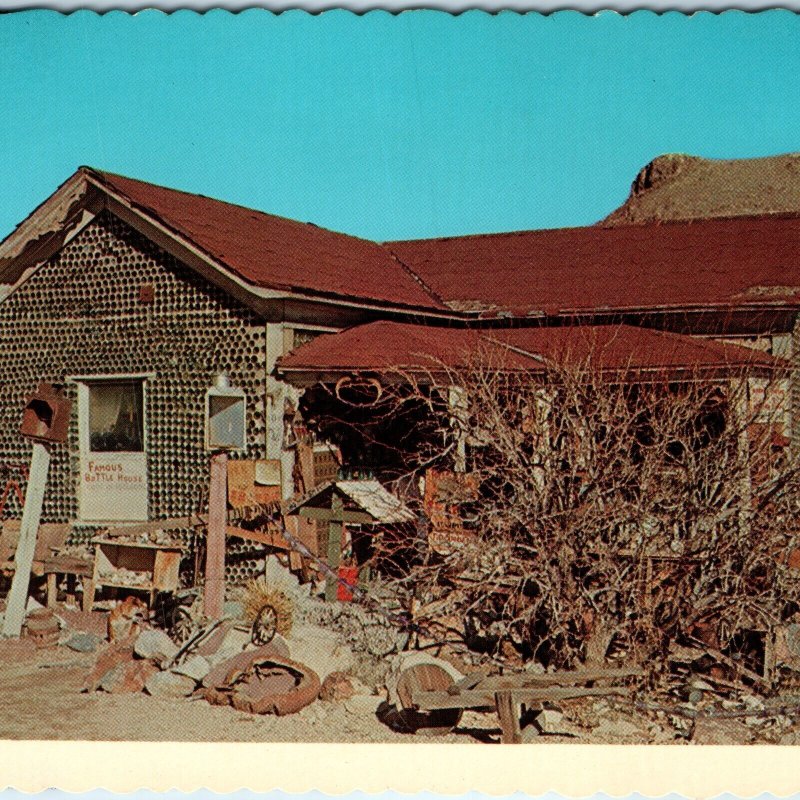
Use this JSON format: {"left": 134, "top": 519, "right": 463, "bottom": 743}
{"left": 396, "top": 663, "right": 642, "bottom": 743}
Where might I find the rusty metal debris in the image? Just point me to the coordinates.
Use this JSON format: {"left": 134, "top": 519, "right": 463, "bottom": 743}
{"left": 202, "top": 648, "right": 320, "bottom": 716}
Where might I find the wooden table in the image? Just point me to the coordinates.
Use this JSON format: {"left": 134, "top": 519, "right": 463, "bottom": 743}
{"left": 42, "top": 554, "right": 94, "bottom": 611}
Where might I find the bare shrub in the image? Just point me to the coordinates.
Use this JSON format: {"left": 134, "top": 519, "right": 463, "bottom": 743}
{"left": 300, "top": 339, "right": 800, "bottom": 679}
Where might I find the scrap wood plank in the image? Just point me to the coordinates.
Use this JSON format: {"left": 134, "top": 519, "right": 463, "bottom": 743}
{"left": 104, "top": 516, "right": 205, "bottom": 538}
{"left": 41, "top": 555, "right": 93, "bottom": 576}
{"left": 686, "top": 640, "right": 772, "bottom": 689}
{"left": 411, "top": 685, "right": 631, "bottom": 712}
{"left": 452, "top": 666, "right": 642, "bottom": 693}
{"left": 226, "top": 524, "right": 290, "bottom": 551}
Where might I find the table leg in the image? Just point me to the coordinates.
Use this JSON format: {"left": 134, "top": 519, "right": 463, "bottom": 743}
{"left": 46, "top": 573, "right": 57, "bottom": 608}
{"left": 82, "top": 579, "right": 96, "bottom": 613}
{"left": 495, "top": 690, "right": 522, "bottom": 744}
{"left": 65, "top": 574, "right": 76, "bottom": 607}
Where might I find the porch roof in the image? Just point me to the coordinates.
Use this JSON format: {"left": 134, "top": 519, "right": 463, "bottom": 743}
{"left": 276, "top": 321, "right": 781, "bottom": 386}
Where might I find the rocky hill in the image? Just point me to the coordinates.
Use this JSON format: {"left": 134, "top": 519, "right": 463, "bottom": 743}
{"left": 600, "top": 152, "right": 800, "bottom": 226}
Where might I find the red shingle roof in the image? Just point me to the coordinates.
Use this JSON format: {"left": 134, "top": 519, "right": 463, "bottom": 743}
{"left": 277, "top": 321, "right": 779, "bottom": 379}
{"left": 278, "top": 323, "right": 534, "bottom": 373}
{"left": 387, "top": 215, "right": 800, "bottom": 315}
{"left": 85, "top": 168, "right": 444, "bottom": 311}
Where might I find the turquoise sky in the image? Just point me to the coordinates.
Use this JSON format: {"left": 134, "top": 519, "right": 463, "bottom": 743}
{"left": 0, "top": 10, "right": 798, "bottom": 241}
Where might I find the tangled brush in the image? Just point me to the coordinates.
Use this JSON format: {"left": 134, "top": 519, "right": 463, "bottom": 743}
{"left": 239, "top": 578, "right": 294, "bottom": 637}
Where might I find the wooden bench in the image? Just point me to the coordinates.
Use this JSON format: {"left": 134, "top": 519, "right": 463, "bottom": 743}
{"left": 2, "top": 520, "right": 95, "bottom": 610}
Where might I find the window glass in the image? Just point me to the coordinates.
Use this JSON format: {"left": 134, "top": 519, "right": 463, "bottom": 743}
{"left": 292, "top": 329, "right": 323, "bottom": 350}
{"left": 88, "top": 381, "right": 144, "bottom": 452}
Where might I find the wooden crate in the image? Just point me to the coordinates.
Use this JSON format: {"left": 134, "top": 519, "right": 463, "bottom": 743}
{"left": 88, "top": 538, "right": 182, "bottom": 609}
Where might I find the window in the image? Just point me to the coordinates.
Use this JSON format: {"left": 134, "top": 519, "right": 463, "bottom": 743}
{"left": 88, "top": 381, "right": 144, "bottom": 452}
{"left": 292, "top": 329, "right": 324, "bottom": 350}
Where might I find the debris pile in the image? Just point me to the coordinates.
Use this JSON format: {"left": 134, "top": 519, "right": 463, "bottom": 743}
{"left": 97, "top": 567, "right": 151, "bottom": 587}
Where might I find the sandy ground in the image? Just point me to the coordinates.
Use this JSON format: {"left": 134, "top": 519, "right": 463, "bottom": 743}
{"left": 4, "top": 621, "right": 800, "bottom": 744}
{"left": 0, "top": 644, "right": 504, "bottom": 743}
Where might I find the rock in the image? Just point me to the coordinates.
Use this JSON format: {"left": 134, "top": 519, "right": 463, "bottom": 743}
{"left": 670, "top": 714, "right": 692, "bottom": 733}
{"left": 688, "top": 690, "right": 704, "bottom": 705}
{"left": 521, "top": 726, "right": 542, "bottom": 743}
{"left": 54, "top": 608, "right": 109, "bottom": 639}
{"left": 779, "top": 729, "right": 800, "bottom": 745}
{"left": 320, "top": 672, "right": 357, "bottom": 702}
{"left": 285, "top": 622, "right": 354, "bottom": 681}
{"left": 172, "top": 655, "right": 211, "bottom": 682}
{"left": 263, "top": 555, "right": 304, "bottom": 602}
{"left": 223, "top": 601, "right": 244, "bottom": 620}
{"left": 344, "top": 694, "right": 383, "bottom": 716}
{"left": 204, "top": 626, "right": 262, "bottom": 667}
{"left": 329, "top": 603, "right": 408, "bottom": 657}
{"left": 524, "top": 661, "right": 546, "bottom": 674}
{"left": 25, "top": 596, "right": 44, "bottom": 612}
{"left": 134, "top": 628, "right": 179, "bottom": 665}
{"left": 145, "top": 670, "right": 197, "bottom": 698}
{"left": 692, "top": 716, "right": 753, "bottom": 745}
{"left": 536, "top": 708, "right": 565, "bottom": 733}
{"left": 83, "top": 638, "right": 137, "bottom": 692}
{"left": 100, "top": 659, "right": 159, "bottom": 694}
{"left": 592, "top": 717, "right": 646, "bottom": 741}
{"left": 64, "top": 632, "right": 102, "bottom": 653}
{"left": 385, "top": 652, "right": 464, "bottom": 709}
{"left": 740, "top": 693, "right": 765, "bottom": 711}
{"left": 319, "top": 672, "right": 372, "bottom": 703}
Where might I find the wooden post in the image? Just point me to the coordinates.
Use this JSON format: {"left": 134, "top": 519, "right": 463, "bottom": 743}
{"left": 81, "top": 579, "right": 95, "bottom": 613}
{"left": 204, "top": 451, "right": 228, "bottom": 619}
{"left": 46, "top": 573, "right": 57, "bottom": 608}
{"left": 495, "top": 690, "right": 522, "bottom": 744}
{"left": 448, "top": 385, "right": 468, "bottom": 473}
{"left": 2, "top": 442, "right": 51, "bottom": 638}
{"left": 731, "top": 378, "right": 752, "bottom": 538}
{"left": 325, "top": 492, "right": 344, "bottom": 602}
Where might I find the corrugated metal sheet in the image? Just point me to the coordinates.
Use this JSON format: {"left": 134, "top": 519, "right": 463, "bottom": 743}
{"left": 335, "top": 480, "right": 415, "bottom": 523}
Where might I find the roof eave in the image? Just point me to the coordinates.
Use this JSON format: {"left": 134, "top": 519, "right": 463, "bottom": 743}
{"left": 0, "top": 170, "right": 105, "bottom": 284}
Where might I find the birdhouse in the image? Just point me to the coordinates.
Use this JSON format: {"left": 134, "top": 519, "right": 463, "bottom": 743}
{"left": 20, "top": 383, "right": 72, "bottom": 444}
{"left": 205, "top": 374, "right": 246, "bottom": 451}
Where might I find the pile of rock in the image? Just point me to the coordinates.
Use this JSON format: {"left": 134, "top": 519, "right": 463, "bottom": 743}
{"left": 79, "top": 609, "right": 384, "bottom": 719}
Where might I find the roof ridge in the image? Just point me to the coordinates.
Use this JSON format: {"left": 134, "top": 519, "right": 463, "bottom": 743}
{"left": 81, "top": 166, "right": 386, "bottom": 247}
{"left": 386, "top": 209, "right": 800, "bottom": 246}
{"left": 630, "top": 325, "right": 778, "bottom": 362}
{"left": 382, "top": 246, "right": 448, "bottom": 307}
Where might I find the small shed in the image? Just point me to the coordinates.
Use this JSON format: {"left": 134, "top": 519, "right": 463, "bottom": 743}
{"left": 285, "top": 479, "right": 415, "bottom": 600}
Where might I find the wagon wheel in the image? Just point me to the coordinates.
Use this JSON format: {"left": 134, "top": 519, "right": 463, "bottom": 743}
{"left": 251, "top": 604, "right": 278, "bottom": 645}
{"left": 395, "top": 663, "right": 463, "bottom": 736}
{"left": 170, "top": 606, "right": 197, "bottom": 645}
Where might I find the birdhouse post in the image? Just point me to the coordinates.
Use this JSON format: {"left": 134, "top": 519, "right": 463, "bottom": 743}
{"left": 2, "top": 383, "right": 71, "bottom": 637}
